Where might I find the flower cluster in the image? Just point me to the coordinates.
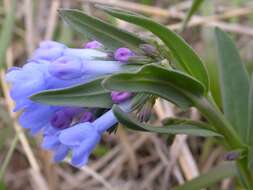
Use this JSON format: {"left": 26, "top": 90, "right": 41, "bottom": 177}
{"left": 6, "top": 40, "right": 134, "bottom": 167}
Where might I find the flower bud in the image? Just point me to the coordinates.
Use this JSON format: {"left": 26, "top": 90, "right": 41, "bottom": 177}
{"left": 114, "top": 48, "right": 135, "bottom": 62}
{"left": 111, "top": 91, "right": 133, "bottom": 104}
{"left": 84, "top": 40, "right": 103, "bottom": 49}
{"left": 139, "top": 44, "right": 158, "bottom": 56}
{"left": 49, "top": 56, "right": 84, "bottom": 80}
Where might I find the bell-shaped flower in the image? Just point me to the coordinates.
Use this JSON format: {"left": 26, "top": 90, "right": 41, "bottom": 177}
{"left": 59, "top": 102, "right": 131, "bottom": 167}
{"left": 49, "top": 56, "right": 122, "bottom": 80}
{"left": 19, "top": 103, "right": 59, "bottom": 135}
{"left": 63, "top": 48, "right": 108, "bottom": 60}
{"left": 6, "top": 61, "right": 47, "bottom": 110}
{"left": 5, "top": 38, "right": 136, "bottom": 167}
{"left": 32, "top": 40, "right": 108, "bottom": 62}
{"left": 41, "top": 126, "right": 70, "bottom": 162}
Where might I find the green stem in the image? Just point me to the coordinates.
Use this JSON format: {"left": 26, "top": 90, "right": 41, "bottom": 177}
{"left": 237, "top": 158, "right": 253, "bottom": 190}
{"left": 190, "top": 95, "right": 243, "bottom": 149}
{"left": 189, "top": 95, "right": 253, "bottom": 189}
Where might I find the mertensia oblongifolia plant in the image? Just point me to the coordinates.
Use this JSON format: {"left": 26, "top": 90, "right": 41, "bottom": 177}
{"left": 5, "top": 6, "right": 253, "bottom": 190}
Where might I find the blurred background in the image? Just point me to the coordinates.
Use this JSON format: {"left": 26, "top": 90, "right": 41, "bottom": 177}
{"left": 0, "top": 0, "right": 253, "bottom": 189}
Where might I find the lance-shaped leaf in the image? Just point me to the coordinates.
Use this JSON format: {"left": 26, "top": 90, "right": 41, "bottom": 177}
{"left": 103, "top": 64, "right": 205, "bottom": 109}
{"left": 247, "top": 76, "right": 253, "bottom": 169}
{"left": 174, "top": 162, "right": 237, "bottom": 190}
{"left": 98, "top": 6, "right": 209, "bottom": 91}
{"left": 30, "top": 77, "right": 113, "bottom": 108}
{"left": 58, "top": 9, "right": 146, "bottom": 51}
{"left": 215, "top": 28, "right": 249, "bottom": 140}
{"left": 113, "top": 105, "right": 221, "bottom": 137}
{"left": 162, "top": 117, "right": 215, "bottom": 131}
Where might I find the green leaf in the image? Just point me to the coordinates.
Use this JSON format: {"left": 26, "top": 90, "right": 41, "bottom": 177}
{"left": 181, "top": 0, "right": 205, "bottom": 31}
{"left": 215, "top": 28, "right": 250, "bottom": 140}
{"left": 162, "top": 117, "right": 215, "bottom": 131}
{"left": 174, "top": 162, "right": 237, "bottom": 190}
{"left": 98, "top": 6, "right": 209, "bottom": 91}
{"left": 103, "top": 64, "right": 205, "bottom": 109}
{"left": 247, "top": 76, "right": 253, "bottom": 168}
{"left": 113, "top": 105, "right": 221, "bottom": 137}
{"left": 30, "top": 77, "right": 113, "bottom": 108}
{"left": 58, "top": 9, "right": 146, "bottom": 51}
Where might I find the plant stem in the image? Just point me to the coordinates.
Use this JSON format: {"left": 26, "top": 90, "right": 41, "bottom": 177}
{"left": 190, "top": 95, "right": 253, "bottom": 189}
{"left": 190, "top": 95, "right": 243, "bottom": 149}
{"left": 237, "top": 158, "right": 253, "bottom": 190}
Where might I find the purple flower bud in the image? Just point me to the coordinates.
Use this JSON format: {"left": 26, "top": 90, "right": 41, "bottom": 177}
{"left": 32, "top": 41, "right": 66, "bottom": 61}
{"left": 114, "top": 48, "right": 135, "bottom": 62}
{"left": 80, "top": 111, "right": 94, "bottom": 122}
{"left": 49, "top": 56, "right": 84, "bottom": 80}
{"left": 84, "top": 40, "right": 103, "bottom": 49}
{"left": 111, "top": 91, "right": 133, "bottom": 104}
{"left": 51, "top": 110, "right": 73, "bottom": 129}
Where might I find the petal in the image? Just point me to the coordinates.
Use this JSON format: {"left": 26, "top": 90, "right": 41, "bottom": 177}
{"left": 19, "top": 104, "right": 56, "bottom": 131}
{"left": 93, "top": 109, "right": 117, "bottom": 133}
{"left": 83, "top": 61, "right": 121, "bottom": 75}
{"left": 63, "top": 48, "right": 107, "bottom": 60}
{"left": 29, "top": 123, "right": 49, "bottom": 136}
{"left": 41, "top": 134, "right": 60, "bottom": 150}
{"left": 49, "top": 56, "right": 84, "bottom": 80}
{"left": 32, "top": 41, "right": 66, "bottom": 61}
{"left": 53, "top": 145, "right": 69, "bottom": 162}
{"left": 71, "top": 152, "right": 89, "bottom": 167}
{"left": 43, "top": 126, "right": 60, "bottom": 136}
{"left": 59, "top": 123, "right": 95, "bottom": 146}
{"left": 71, "top": 136, "right": 100, "bottom": 167}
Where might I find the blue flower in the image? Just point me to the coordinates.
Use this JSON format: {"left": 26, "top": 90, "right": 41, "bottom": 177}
{"left": 63, "top": 48, "right": 107, "bottom": 60}
{"left": 41, "top": 126, "right": 70, "bottom": 162}
{"left": 41, "top": 109, "right": 95, "bottom": 163}
{"left": 19, "top": 103, "right": 58, "bottom": 135}
{"left": 59, "top": 102, "right": 131, "bottom": 167}
{"left": 59, "top": 109, "right": 117, "bottom": 166}
{"left": 6, "top": 61, "right": 47, "bottom": 110}
{"left": 49, "top": 56, "right": 122, "bottom": 80}
{"left": 32, "top": 40, "right": 108, "bottom": 62}
{"left": 6, "top": 39, "right": 134, "bottom": 167}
